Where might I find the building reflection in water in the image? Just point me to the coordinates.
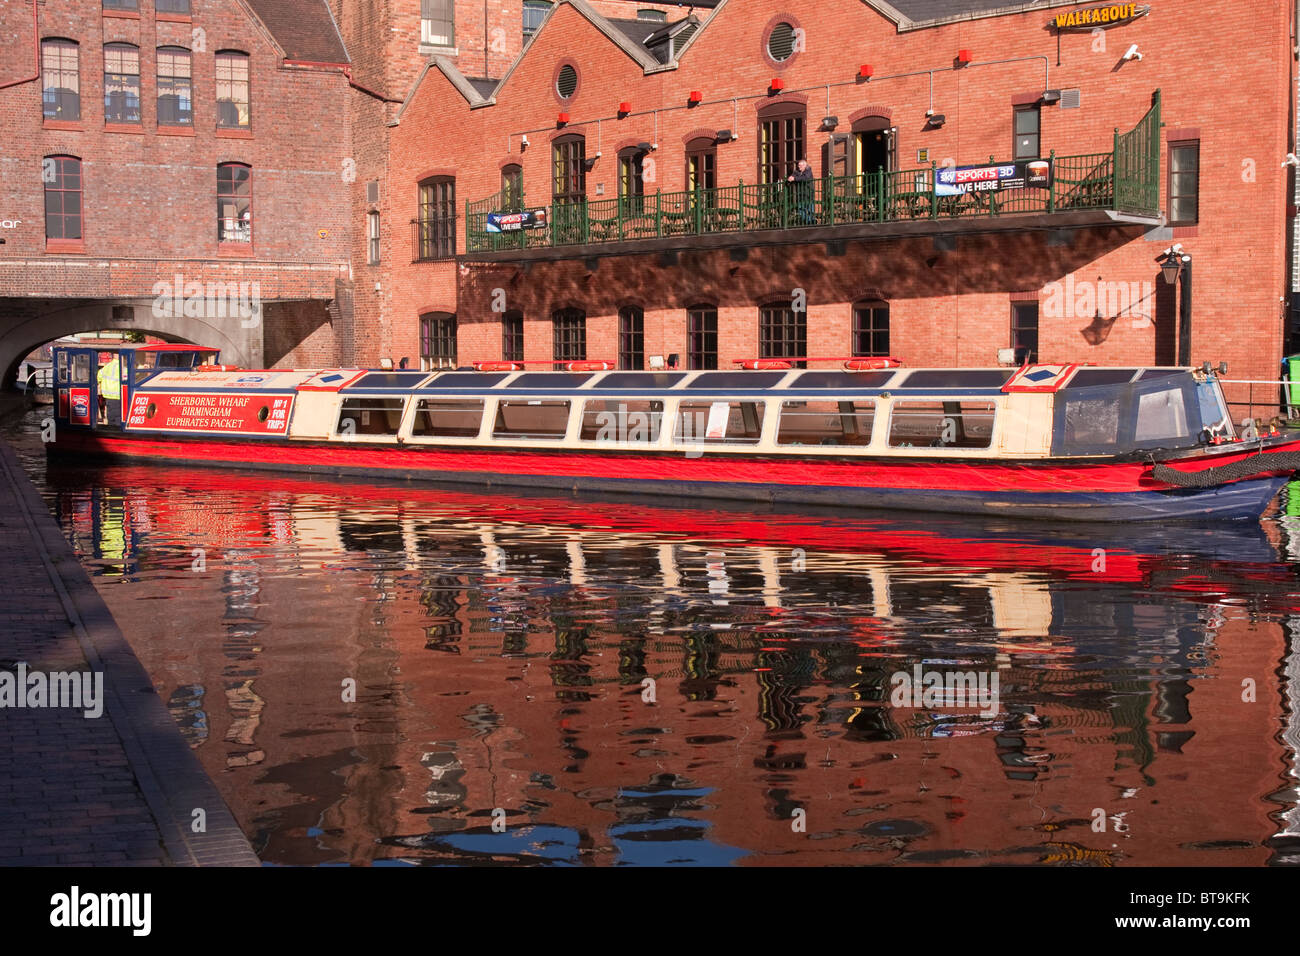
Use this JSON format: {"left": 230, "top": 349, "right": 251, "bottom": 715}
{"left": 31, "top": 459, "right": 1300, "bottom": 866}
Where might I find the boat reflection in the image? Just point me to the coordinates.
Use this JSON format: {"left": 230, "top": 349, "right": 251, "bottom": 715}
{"left": 34, "top": 460, "right": 1300, "bottom": 866}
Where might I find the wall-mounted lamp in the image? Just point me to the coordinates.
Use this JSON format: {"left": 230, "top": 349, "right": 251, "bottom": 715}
{"left": 1040, "top": 89, "right": 1062, "bottom": 104}
{"left": 926, "top": 113, "right": 946, "bottom": 128}
{"left": 822, "top": 116, "right": 839, "bottom": 130}
{"left": 715, "top": 129, "right": 735, "bottom": 142}
{"left": 520, "top": 134, "right": 529, "bottom": 149}
{"left": 636, "top": 141, "right": 652, "bottom": 152}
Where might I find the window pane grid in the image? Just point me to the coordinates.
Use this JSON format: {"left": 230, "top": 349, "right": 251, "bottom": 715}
{"left": 104, "top": 44, "right": 140, "bottom": 123}
{"left": 502, "top": 311, "right": 524, "bottom": 362}
{"left": 759, "top": 304, "right": 807, "bottom": 365}
{"left": 217, "top": 164, "right": 251, "bottom": 243}
{"left": 760, "top": 114, "right": 805, "bottom": 184}
{"left": 157, "top": 47, "right": 192, "bottom": 125}
{"left": 41, "top": 41, "right": 80, "bottom": 121}
{"left": 553, "top": 308, "right": 586, "bottom": 368}
{"left": 417, "top": 179, "right": 456, "bottom": 260}
{"left": 421, "top": 0, "right": 455, "bottom": 46}
{"left": 618, "top": 306, "right": 644, "bottom": 369}
{"left": 852, "top": 301, "right": 890, "bottom": 356}
{"left": 687, "top": 306, "right": 718, "bottom": 369}
{"left": 44, "top": 157, "right": 82, "bottom": 240}
{"left": 215, "top": 53, "right": 250, "bottom": 128}
{"left": 420, "top": 315, "right": 458, "bottom": 368}
{"left": 1011, "top": 303, "right": 1039, "bottom": 364}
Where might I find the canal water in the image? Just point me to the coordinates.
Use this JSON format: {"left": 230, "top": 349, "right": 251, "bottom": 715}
{"left": 7, "top": 408, "right": 1300, "bottom": 866}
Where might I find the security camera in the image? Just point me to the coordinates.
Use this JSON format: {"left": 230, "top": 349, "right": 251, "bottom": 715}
{"left": 520, "top": 134, "right": 529, "bottom": 147}
{"left": 1122, "top": 44, "right": 1142, "bottom": 61}
{"left": 1284, "top": 153, "right": 1300, "bottom": 168}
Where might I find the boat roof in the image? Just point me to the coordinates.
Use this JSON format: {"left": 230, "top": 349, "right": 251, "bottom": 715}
{"left": 131, "top": 364, "right": 1193, "bottom": 396}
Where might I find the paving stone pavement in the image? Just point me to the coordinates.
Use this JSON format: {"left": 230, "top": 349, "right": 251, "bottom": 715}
{"left": 0, "top": 439, "right": 258, "bottom": 866}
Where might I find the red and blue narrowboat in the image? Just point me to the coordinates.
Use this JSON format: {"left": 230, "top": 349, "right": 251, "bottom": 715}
{"left": 44, "top": 346, "right": 1300, "bottom": 522}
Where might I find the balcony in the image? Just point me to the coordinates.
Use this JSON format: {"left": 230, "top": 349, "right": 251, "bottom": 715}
{"left": 464, "top": 95, "right": 1162, "bottom": 262}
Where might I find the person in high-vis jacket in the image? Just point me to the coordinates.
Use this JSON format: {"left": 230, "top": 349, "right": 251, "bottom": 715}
{"left": 97, "top": 355, "right": 121, "bottom": 425}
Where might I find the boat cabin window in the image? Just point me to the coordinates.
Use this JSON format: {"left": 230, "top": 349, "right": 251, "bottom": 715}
{"left": 493, "top": 400, "right": 571, "bottom": 439}
{"left": 777, "top": 400, "right": 875, "bottom": 446}
{"left": 888, "top": 401, "right": 996, "bottom": 449}
{"left": 424, "top": 372, "right": 509, "bottom": 388}
{"left": 1137, "top": 368, "right": 1182, "bottom": 381}
{"left": 337, "top": 397, "right": 405, "bottom": 436}
{"left": 1196, "top": 380, "right": 1232, "bottom": 436}
{"left": 793, "top": 371, "right": 894, "bottom": 389}
{"left": 675, "top": 400, "right": 765, "bottom": 444}
{"left": 56, "top": 351, "right": 69, "bottom": 384}
{"left": 72, "top": 353, "right": 91, "bottom": 384}
{"left": 412, "top": 399, "right": 484, "bottom": 438}
{"left": 579, "top": 399, "right": 664, "bottom": 443}
{"left": 1062, "top": 392, "right": 1121, "bottom": 448}
{"left": 1134, "top": 387, "right": 1190, "bottom": 442}
{"left": 899, "top": 370, "right": 1012, "bottom": 389}
{"left": 352, "top": 372, "right": 429, "bottom": 390}
{"left": 1065, "top": 368, "right": 1137, "bottom": 388}
{"left": 687, "top": 372, "right": 786, "bottom": 390}
{"left": 597, "top": 372, "right": 686, "bottom": 389}
{"left": 509, "top": 372, "right": 592, "bottom": 390}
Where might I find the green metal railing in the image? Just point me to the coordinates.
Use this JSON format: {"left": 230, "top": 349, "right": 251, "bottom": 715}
{"left": 465, "top": 92, "right": 1163, "bottom": 254}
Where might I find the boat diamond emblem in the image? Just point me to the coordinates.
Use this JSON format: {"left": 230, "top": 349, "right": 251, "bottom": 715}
{"left": 1023, "top": 369, "right": 1056, "bottom": 382}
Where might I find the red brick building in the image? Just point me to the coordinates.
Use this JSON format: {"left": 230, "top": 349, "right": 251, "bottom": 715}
{"left": 0, "top": 0, "right": 354, "bottom": 374}
{"left": 374, "top": 0, "right": 1299, "bottom": 392}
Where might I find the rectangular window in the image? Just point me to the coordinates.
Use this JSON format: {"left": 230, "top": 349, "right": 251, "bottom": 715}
{"left": 1134, "top": 387, "right": 1190, "bottom": 442}
{"left": 687, "top": 306, "right": 717, "bottom": 370}
{"left": 1011, "top": 302, "right": 1039, "bottom": 364}
{"left": 619, "top": 151, "right": 646, "bottom": 215}
{"left": 217, "top": 164, "right": 251, "bottom": 243}
{"left": 686, "top": 142, "right": 716, "bottom": 193}
{"left": 852, "top": 301, "right": 890, "bottom": 356}
{"left": 41, "top": 41, "right": 80, "bottom": 121}
{"left": 411, "top": 399, "right": 483, "bottom": 438}
{"left": 157, "top": 47, "right": 192, "bottom": 125}
{"left": 104, "top": 44, "right": 140, "bottom": 123}
{"left": 501, "top": 164, "right": 523, "bottom": 211}
{"left": 759, "top": 110, "right": 805, "bottom": 184}
{"left": 675, "top": 401, "right": 766, "bottom": 445}
{"left": 156, "top": 0, "right": 191, "bottom": 13}
{"left": 44, "top": 157, "right": 83, "bottom": 241}
{"left": 1168, "top": 142, "right": 1199, "bottom": 225}
{"left": 420, "top": 314, "right": 457, "bottom": 369}
{"left": 777, "top": 400, "right": 875, "bottom": 447}
{"left": 103, "top": 0, "right": 139, "bottom": 10}
{"left": 1013, "top": 105, "right": 1040, "bottom": 160}
{"left": 215, "top": 52, "right": 250, "bottom": 128}
{"left": 502, "top": 311, "right": 524, "bottom": 362}
{"left": 421, "top": 0, "right": 455, "bottom": 47}
{"left": 553, "top": 308, "right": 586, "bottom": 368}
{"left": 888, "top": 401, "right": 996, "bottom": 449}
{"left": 579, "top": 399, "right": 663, "bottom": 443}
{"left": 493, "top": 400, "right": 571, "bottom": 440}
{"left": 759, "top": 304, "right": 807, "bottom": 366}
{"left": 1062, "top": 393, "right": 1120, "bottom": 449}
{"left": 367, "top": 211, "right": 380, "bottom": 265}
{"left": 417, "top": 179, "right": 456, "bottom": 260}
{"left": 337, "top": 397, "right": 406, "bottom": 437}
{"left": 618, "top": 306, "right": 644, "bottom": 370}
{"left": 523, "top": 1, "right": 551, "bottom": 38}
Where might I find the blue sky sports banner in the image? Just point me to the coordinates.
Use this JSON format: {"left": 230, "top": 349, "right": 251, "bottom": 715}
{"left": 935, "top": 160, "right": 1052, "bottom": 196}
{"left": 486, "top": 209, "right": 549, "bottom": 232}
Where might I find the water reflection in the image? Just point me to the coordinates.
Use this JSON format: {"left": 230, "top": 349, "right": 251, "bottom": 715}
{"left": 13, "top": 428, "right": 1300, "bottom": 865}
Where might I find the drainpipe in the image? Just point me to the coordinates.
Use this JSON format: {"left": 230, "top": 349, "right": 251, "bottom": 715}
{"left": 342, "top": 65, "right": 402, "bottom": 103}
{"left": 0, "top": 0, "right": 39, "bottom": 91}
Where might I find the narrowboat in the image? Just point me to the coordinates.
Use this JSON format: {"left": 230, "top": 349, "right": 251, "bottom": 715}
{"left": 43, "top": 344, "right": 1300, "bottom": 522}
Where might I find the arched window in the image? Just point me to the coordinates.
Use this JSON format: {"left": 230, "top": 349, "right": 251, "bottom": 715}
{"left": 852, "top": 300, "right": 889, "bottom": 357}
{"left": 104, "top": 43, "right": 141, "bottom": 124}
{"left": 44, "top": 156, "right": 83, "bottom": 243}
{"left": 552, "top": 135, "right": 586, "bottom": 204}
{"left": 215, "top": 51, "right": 250, "bottom": 128}
{"left": 618, "top": 147, "right": 647, "bottom": 215}
{"left": 157, "top": 47, "right": 192, "bottom": 126}
{"left": 41, "top": 39, "right": 80, "bottom": 121}
{"left": 417, "top": 176, "right": 456, "bottom": 260}
{"left": 757, "top": 103, "right": 805, "bottom": 184}
{"left": 501, "top": 164, "right": 523, "bottom": 211}
{"left": 759, "top": 301, "right": 806, "bottom": 366}
{"left": 686, "top": 304, "right": 717, "bottom": 370}
{"left": 618, "top": 305, "right": 644, "bottom": 369}
{"left": 217, "top": 163, "right": 252, "bottom": 244}
{"left": 686, "top": 137, "right": 716, "bottom": 192}
{"left": 552, "top": 308, "right": 586, "bottom": 368}
{"left": 420, "top": 312, "right": 458, "bottom": 370}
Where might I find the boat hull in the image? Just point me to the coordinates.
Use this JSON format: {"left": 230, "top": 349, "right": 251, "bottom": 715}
{"left": 47, "top": 430, "right": 1293, "bottom": 522}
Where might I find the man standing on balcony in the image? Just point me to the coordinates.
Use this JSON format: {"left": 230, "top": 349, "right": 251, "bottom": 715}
{"left": 787, "top": 158, "right": 815, "bottom": 225}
